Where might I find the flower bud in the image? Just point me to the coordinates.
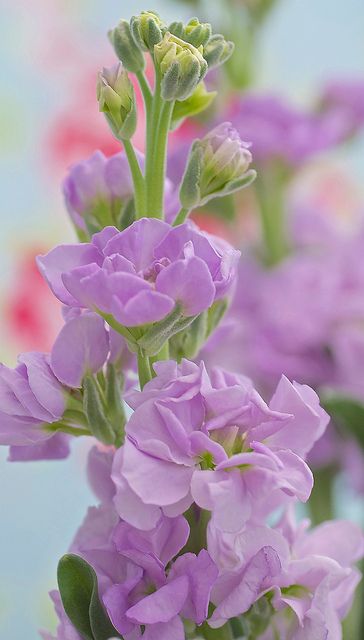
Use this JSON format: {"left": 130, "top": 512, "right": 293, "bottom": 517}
{"left": 108, "top": 20, "right": 145, "bottom": 73}
{"left": 130, "top": 10, "right": 166, "bottom": 51}
{"left": 203, "top": 33, "right": 235, "bottom": 69}
{"left": 97, "top": 63, "right": 137, "bottom": 140}
{"left": 154, "top": 32, "right": 208, "bottom": 101}
{"left": 168, "top": 17, "right": 212, "bottom": 48}
{"left": 180, "top": 122, "right": 256, "bottom": 208}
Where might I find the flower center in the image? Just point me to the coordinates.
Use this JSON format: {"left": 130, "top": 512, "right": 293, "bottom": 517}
{"left": 143, "top": 257, "right": 171, "bottom": 283}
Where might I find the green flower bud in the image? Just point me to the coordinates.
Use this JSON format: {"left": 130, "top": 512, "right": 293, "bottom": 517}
{"left": 108, "top": 20, "right": 145, "bottom": 73}
{"left": 169, "top": 17, "right": 212, "bottom": 48}
{"left": 154, "top": 32, "right": 208, "bottom": 101}
{"left": 180, "top": 122, "right": 256, "bottom": 209}
{"left": 203, "top": 33, "right": 235, "bottom": 69}
{"left": 130, "top": 10, "right": 166, "bottom": 51}
{"left": 97, "top": 63, "right": 137, "bottom": 140}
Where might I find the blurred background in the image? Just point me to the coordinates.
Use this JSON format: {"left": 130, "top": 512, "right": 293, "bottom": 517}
{"left": 0, "top": 0, "right": 363, "bottom": 638}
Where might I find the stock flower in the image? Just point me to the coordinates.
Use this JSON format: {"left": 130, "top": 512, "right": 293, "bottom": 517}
{"left": 44, "top": 445, "right": 217, "bottom": 640}
{"left": 205, "top": 509, "right": 364, "bottom": 635}
{"left": 258, "top": 511, "right": 364, "bottom": 639}
{"left": 112, "top": 360, "right": 328, "bottom": 531}
{"left": 0, "top": 352, "right": 69, "bottom": 460}
{"left": 0, "top": 313, "right": 129, "bottom": 459}
{"left": 227, "top": 93, "right": 350, "bottom": 167}
{"left": 63, "top": 150, "right": 179, "bottom": 235}
{"left": 321, "top": 78, "right": 364, "bottom": 136}
{"left": 37, "top": 219, "right": 240, "bottom": 328}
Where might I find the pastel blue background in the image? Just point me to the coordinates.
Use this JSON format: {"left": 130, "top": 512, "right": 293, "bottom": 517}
{"left": 0, "top": 0, "right": 363, "bottom": 637}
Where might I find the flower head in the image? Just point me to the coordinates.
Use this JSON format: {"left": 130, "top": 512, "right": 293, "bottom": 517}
{"left": 112, "top": 359, "right": 328, "bottom": 532}
{"left": 37, "top": 219, "right": 240, "bottom": 334}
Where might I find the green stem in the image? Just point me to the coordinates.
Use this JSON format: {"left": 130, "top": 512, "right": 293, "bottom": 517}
{"left": 173, "top": 207, "right": 191, "bottom": 226}
{"left": 255, "top": 168, "right": 290, "bottom": 267}
{"left": 122, "top": 139, "right": 146, "bottom": 218}
{"left": 136, "top": 70, "right": 152, "bottom": 112}
{"left": 137, "top": 351, "right": 153, "bottom": 389}
{"left": 147, "top": 100, "right": 174, "bottom": 218}
{"left": 145, "top": 65, "right": 163, "bottom": 216}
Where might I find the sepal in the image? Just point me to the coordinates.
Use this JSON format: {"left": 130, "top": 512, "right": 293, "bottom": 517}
{"left": 83, "top": 375, "right": 115, "bottom": 445}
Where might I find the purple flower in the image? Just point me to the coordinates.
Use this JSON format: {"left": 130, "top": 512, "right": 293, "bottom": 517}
{"left": 0, "top": 351, "right": 69, "bottom": 460}
{"left": 37, "top": 219, "right": 240, "bottom": 328}
{"left": 264, "top": 510, "right": 364, "bottom": 639}
{"left": 321, "top": 78, "right": 364, "bottom": 135}
{"left": 0, "top": 311, "right": 131, "bottom": 460}
{"left": 112, "top": 359, "right": 327, "bottom": 532}
{"left": 227, "top": 93, "right": 350, "bottom": 167}
{"left": 205, "top": 508, "right": 363, "bottom": 635}
{"left": 63, "top": 150, "right": 179, "bottom": 233}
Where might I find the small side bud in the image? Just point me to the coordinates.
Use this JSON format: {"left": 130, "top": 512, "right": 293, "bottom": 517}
{"left": 154, "top": 33, "right": 208, "bottom": 101}
{"left": 169, "top": 17, "right": 212, "bottom": 48}
{"left": 180, "top": 122, "right": 256, "bottom": 208}
{"left": 97, "top": 63, "right": 137, "bottom": 140}
{"left": 130, "top": 10, "right": 166, "bottom": 51}
{"left": 203, "top": 34, "right": 235, "bottom": 69}
{"left": 108, "top": 20, "right": 145, "bottom": 73}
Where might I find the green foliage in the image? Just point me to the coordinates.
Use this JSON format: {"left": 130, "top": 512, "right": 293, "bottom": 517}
{"left": 57, "top": 554, "right": 122, "bottom": 640}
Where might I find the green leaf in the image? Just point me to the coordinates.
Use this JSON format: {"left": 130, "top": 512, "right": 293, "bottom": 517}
{"left": 321, "top": 393, "right": 364, "bottom": 449}
{"left": 57, "top": 554, "right": 122, "bottom": 640}
{"left": 171, "top": 82, "right": 217, "bottom": 129}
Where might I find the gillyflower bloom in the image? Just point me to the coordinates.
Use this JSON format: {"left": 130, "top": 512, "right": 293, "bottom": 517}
{"left": 112, "top": 360, "right": 328, "bottom": 531}
{"left": 205, "top": 508, "right": 364, "bottom": 636}
{"left": 42, "top": 445, "right": 218, "bottom": 640}
{"left": 63, "top": 150, "right": 179, "bottom": 236}
{"left": 37, "top": 219, "right": 240, "bottom": 330}
{"left": 0, "top": 313, "right": 127, "bottom": 460}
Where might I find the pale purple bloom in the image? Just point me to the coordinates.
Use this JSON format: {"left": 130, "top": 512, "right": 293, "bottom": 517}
{"left": 227, "top": 93, "right": 351, "bottom": 167}
{"left": 63, "top": 150, "right": 179, "bottom": 232}
{"left": 265, "top": 511, "right": 364, "bottom": 639}
{"left": 112, "top": 360, "right": 327, "bottom": 532}
{"left": 0, "top": 352, "right": 69, "bottom": 460}
{"left": 37, "top": 219, "right": 240, "bottom": 327}
{"left": 321, "top": 78, "right": 364, "bottom": 134}
{"left": 206, "top": 508, "right": 363, "bottom": 635}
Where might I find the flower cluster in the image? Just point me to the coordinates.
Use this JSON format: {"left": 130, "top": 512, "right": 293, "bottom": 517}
{"left": 2, "top": 6, "right": 363, "bottom": 640}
